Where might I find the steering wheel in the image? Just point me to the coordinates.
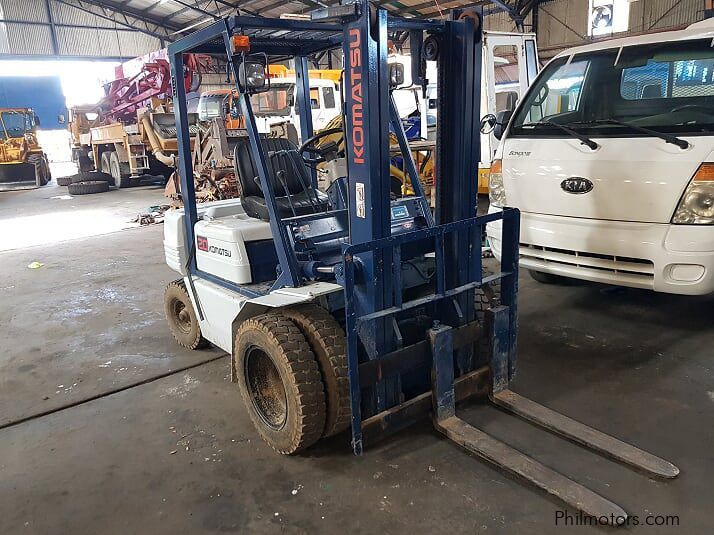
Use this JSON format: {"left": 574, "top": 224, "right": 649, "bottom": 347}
{"left": 298, "top": 127, "right": 343, "bottom": 165}
{"left": 670, "top": 104, "right": 714, "bottom": 115}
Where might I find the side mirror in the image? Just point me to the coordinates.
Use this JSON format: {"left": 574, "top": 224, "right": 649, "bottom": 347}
{"left": 493, "top": 109, "right": 513, "bottom": 140}
{"left": 389, "top": 62, "right": 405, "bottom": 89}
{"left": 34, "top": 114, "right": 41, "bottom": 127}
{"left": 57, "top": 114, "right": 66, "bottom": 125}
{"left": 479, "top": 113, "right": 497, "bottom": 134}
{"left": 237, "top": 54, "right": 269, "bottom": 94}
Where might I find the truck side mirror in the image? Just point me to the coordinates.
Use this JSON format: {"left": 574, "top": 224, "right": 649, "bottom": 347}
{"left": 493, "top": 109, "right": 513, "bottom": 140}
{"left": 57, "top": 114, "right": 65, "bottom": 125}
{"left": 479, "top": 113, "right": 497, "bottom": 134}
{"left": 389, "top": 63, "right": 405, "bottom": 89}
{"left": 34, "top": 114, "right": 41, "bottom": 127}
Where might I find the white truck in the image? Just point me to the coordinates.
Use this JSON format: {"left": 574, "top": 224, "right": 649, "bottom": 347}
{"left": 396, "top": 31, "right": 539, "bottom": 193}
{"left": 486, "top": 19, "right": 714, "bottom": 295}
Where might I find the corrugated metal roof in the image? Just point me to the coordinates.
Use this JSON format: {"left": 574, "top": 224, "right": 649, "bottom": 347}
{"left": 3, "top": 21, "right": 54, "bottom": 54}
{"left": 52, "top": 3, "right": 117, "bottom": 29}
{"left": 1, "top": 0, "right": 49, "bottom": 24}
{"left": 0, "top": 0, "right": 709, "bottom": 60}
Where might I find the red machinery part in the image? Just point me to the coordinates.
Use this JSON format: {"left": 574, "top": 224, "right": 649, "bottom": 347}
{"left": 101, "top": 52, "right": 208, "bottom": 123}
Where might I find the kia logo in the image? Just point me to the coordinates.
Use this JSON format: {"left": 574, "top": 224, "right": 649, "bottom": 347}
{"left": 561, "top": 177, "right": 593, "bottom": 194}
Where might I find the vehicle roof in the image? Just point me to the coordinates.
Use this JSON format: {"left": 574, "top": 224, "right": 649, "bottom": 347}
{"left": 553, "top": 18, "right": 714, "bottom": 59}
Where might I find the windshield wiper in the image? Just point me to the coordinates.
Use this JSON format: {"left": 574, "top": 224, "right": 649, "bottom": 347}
{"left": 524, "top": 121, "right": 598, "bottom": 150}
{"left": 574, "top": 119, "right": 690, "bottom": 149}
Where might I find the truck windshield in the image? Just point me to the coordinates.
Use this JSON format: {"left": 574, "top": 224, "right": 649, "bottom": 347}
{"left": 0, "top": 111, "right": 33, "bottom": 139}
{"left": 511, "top": 39, "right": 714, "bottom": 137}
{"left": 254, "top": 85, "right": 292, "bottom": 116}
{"left": 197, "top": 94, "right": 227, "bottom": 122}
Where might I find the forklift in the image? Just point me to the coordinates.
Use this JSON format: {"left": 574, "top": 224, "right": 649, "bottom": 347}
{"left": 163, "top": 2, "right": 678, "bottom": 524}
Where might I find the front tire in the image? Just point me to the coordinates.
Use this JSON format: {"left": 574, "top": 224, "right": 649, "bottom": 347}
{"left": 109, "top": 151, "right": 131, "bottom": 188}
{"left": 283, "top": 304, "right": 350, "bottom": 438}
{"left": 235, "top": 313, "right": 326, "bottom": 454}
{"left": 528, "top": 269, "right": 566, "bottom": 284}
{"left": 27, "top": 154, "right": 48, "bottom": 186}
{"left": 164, "top": 280, "right": 208, "bottom": 350}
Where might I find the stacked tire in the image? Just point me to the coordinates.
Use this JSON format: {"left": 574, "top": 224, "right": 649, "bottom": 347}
{"left": 65, "top": 171, "right": 112, "bottom": 195}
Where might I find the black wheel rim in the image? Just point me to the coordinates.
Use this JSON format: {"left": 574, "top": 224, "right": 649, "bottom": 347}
{"left": 244, "top": 346, "right": 288, "bottom": 430}
{"left": 171, "top": 298, "right": 192, "bottom": 334}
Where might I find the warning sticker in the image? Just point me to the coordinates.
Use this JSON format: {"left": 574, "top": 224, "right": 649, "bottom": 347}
{"left": 356, "top": 182, "right": 366, "bottom": 218}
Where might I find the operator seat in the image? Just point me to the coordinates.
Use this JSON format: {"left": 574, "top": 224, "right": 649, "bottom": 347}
{"left": 234, "top": 137, "right": 329, "bottom": 221}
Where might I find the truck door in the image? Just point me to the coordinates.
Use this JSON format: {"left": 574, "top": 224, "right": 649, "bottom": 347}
{"left": 480, "top": 32, "right": 540, "bottom": 193}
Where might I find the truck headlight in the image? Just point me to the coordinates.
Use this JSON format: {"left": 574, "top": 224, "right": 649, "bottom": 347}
{"left": 672, "top": 163, "right": 714, "bottom": 224}
{"left": 488, "top": 159, "right": 506, "bottom": 207}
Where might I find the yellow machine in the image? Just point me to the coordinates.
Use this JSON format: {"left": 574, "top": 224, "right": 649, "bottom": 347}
{"left": 0, "top": 108, "right": 51, "bottom": 190}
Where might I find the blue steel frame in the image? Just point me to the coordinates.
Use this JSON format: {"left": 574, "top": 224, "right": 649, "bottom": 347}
{"left": 168, "top": 3, "right": 519, "bottom": 455}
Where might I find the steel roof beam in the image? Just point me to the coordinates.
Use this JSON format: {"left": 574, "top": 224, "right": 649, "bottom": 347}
{"left": 52, "top": 0, "right": 180, "bottom": 41}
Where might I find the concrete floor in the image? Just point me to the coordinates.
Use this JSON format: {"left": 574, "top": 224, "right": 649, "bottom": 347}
{"left": 0, "top": 184, "right": 712, "bottom": 534}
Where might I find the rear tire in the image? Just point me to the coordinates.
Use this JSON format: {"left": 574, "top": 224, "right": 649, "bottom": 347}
{"left": 164, "top": 280, "right": 208, "bottom": 350}
{"left": 109, "top": 151, "right": 131, "bottom": 188}
{"left": 67, "top": 180, "right": 109, "bottom": 195}
{"left": 235, "top": 313, "right": 326, "bottom": 454}
{"left": 528, "top": 269, "right": 566, "bottom": 284}
{"left": 283, "top": 304, "right": 350, "bottom": 438}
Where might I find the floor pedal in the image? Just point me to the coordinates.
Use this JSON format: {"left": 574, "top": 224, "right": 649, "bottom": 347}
{"left": 436, "top": 415, "right": 627, "bottom": 524}
{"left": 491, "top": 390, "right": 679, "bottom": 479}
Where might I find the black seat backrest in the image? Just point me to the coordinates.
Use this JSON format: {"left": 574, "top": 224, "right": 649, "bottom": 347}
{"left": 234, "top": 137, "right": 312, "bottom": 199}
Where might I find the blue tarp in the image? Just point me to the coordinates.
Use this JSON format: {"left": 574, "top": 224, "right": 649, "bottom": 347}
{"left": 0, "top": 76, "right": 67, "bottom": 129}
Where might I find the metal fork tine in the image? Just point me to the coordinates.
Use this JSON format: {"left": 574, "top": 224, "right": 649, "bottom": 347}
{"left": 436, "top": 415, "right": 628, "bottom": 525}
{"left": 490, "top": 390, "right": 680, "bottom": 479}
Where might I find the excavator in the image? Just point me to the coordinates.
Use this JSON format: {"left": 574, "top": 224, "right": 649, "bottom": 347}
{"left": 0, "top": 108, "right": 51, "bottom": 191}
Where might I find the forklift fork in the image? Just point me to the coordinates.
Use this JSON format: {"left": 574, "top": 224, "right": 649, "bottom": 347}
{"left": 429, "top": 309, "right": 679, "bottom": 525}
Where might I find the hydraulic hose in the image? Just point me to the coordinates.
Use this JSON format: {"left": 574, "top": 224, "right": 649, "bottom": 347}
{"left": 141, "top": 114, "right": 176, "bottom": 167}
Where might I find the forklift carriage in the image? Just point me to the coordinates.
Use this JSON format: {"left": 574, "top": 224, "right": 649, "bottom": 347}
{"left": 165, "top": 1, "right": 678, "bottom": 524}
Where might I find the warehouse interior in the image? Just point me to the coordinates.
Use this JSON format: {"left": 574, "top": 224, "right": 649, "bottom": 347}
{"left": 1, "top": 1, "right": 713, "bottom": 533}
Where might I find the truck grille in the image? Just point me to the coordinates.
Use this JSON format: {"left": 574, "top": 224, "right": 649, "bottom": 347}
{"left": 520, "top": 243, "right": 654, "bottom": 278}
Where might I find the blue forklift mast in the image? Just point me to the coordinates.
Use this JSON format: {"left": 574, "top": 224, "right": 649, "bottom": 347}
{"left": 167, "top": 2, "right": 678, "bottom": 524}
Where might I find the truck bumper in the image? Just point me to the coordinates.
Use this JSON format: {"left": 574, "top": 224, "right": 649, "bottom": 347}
{"left": 486, "top": 208, "right": 714, "bottom": 296}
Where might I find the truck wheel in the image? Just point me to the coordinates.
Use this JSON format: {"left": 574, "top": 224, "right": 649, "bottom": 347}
{"left": 100, "top": 151, "right": 112, "bottom": 174}
{"left": 164, "top": 280, "right": 208, "bottom": 350}
{"left": 235, "top": 313, "right": 326, "bottom": 454}
{"left": 109, "top": 151, "right": 131, "bottom": 188}
{"left": 27, "top": 154, "right": 48, "bottom": 186}
{"left": 283, "top": 304, "right": 350, "bottom": 438}
{"left": 67, "top": 180, "right": 109, "bottom": 195}
{"left": 528, "top": 270, "right": 566, "bottom": 284}
{"left": 57, "top": 176, "right": 72, "bottom": 187}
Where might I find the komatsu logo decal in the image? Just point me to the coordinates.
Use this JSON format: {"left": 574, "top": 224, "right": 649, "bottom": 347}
{"left": 348, "top": 28, "right": 364, "bottom": 165}
{"left": 197, "top": 236, "right": 232, "bottom": 257}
